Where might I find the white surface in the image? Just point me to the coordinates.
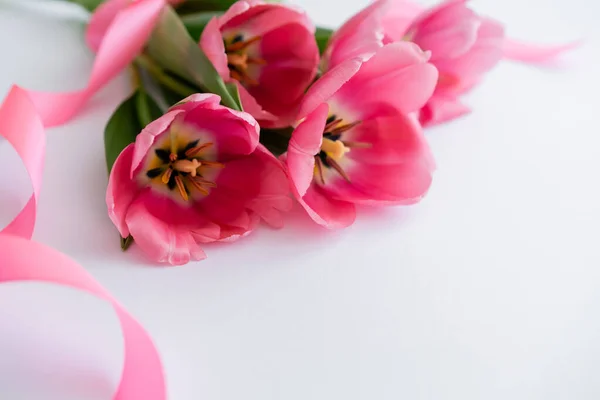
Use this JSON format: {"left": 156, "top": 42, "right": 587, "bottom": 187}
{"left": 0, "top": 0, "right": 599, "bottom": 399}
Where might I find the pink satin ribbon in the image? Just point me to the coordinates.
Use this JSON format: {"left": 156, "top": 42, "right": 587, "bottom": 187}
{"left": 0, "top": 0, "right": 168, "bottom": 398}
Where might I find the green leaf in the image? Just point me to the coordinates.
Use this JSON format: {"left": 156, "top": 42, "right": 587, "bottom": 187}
{"left": 63, "top": 0, "right": 104, "bottom": 12}
{"left": 315, "top": 27, "right": 334, "bottom": 55}
{"left": 104, "top": 90, "right": 162, "bottom": 173}
{"left": 224, "top": 82, "right": 243, "bottom": 111}
{"left": 181, "top": 11, "right": 221, "bottom": 41}
{"left": 146, "top": 6, "right": 242, "bottom": 111}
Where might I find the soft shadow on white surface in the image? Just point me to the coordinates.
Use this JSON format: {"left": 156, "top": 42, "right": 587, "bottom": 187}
{"left": 0, "top": 0, "right": 599, "bottom": 399}
{"left": 0, "top": 283, "right": 122, "bottom": 400}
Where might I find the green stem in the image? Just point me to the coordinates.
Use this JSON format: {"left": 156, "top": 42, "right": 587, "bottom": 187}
{"left": 134, "top": 54, "right": 199, "bottom": 99}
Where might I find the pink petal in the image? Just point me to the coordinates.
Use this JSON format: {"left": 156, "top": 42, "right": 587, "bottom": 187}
{"left": 326, "top": 159, "right": 434, "bottom": 206}
{"left": 324, "top": 0, "right": 386, "bottom": 69}
{"left": 221, "top": 3, "right": 314, "bottom": 37}
{"left": 169, "top": 93, "right": 223, "bottom": 113}
{"left": 286, "top": 103, "right": 330, "bottom": 196}
{"left": 245, "top": 145, "right": 294, "bottom": 228}
{"left": 218, "top": 0, "right": 253, "bottom": 26}
{"left": 297, "top": 185, "right": 357, "bottom": 229}
{"left": 183, "top": 106, "right": 259, "bottom": 159}
{"left": 298, "top": 57, "right": 363, "bottom": 119}
{"left": 336, "top": 43, "right": 438, "bottom": 115}
{"left": 415, "top": 19, "right": 480, "bottom": 61}
{"left": 106, "top": 144, "right": 142, "bottom": 238}
{"left": 420, "top": 93, "right": 472, "bottom": 126}
{"left": 125, "top": 192, "right": 208, "bottom": 266}
{"left": 199, "top": 17, "right": 231, "bottom": 81}
{"left": 324, "top": 113, "right": 435, "bottom": 205}
{"left": 131, "top": 109, "right": 184, "bottom": 176}
{"left": 249, "top": 23, "right": 319, "bottom": 121}
{"left": 409, "top": 0, "right": 470, "bottom": 36}
{"left": 197, "top": 146, "right": 290, "bottom": 230}
{"left": 380, "top": 0, "right": 424, "bottom": 42}
{"left": 435, "top": 17, "right": 505, "bottom": 78}
{"left": 236, "top": 84, "right": 278, "bottom": 124}
{"left": 503, "top": 38, "right": 581, "bottom": 64}
{"left": 343, "top": 113, "right": 433, "bottom": 166}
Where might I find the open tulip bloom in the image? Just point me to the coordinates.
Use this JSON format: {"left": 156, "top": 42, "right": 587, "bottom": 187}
{"left": 56, "top": 0, "right": 576, "bottom": 265}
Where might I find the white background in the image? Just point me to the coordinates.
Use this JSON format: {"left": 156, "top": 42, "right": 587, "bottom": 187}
{"left": 0, "top": 0, "right": 599, "bottom": 399}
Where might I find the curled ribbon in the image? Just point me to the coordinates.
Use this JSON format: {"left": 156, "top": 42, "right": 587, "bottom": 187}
{"left": 0, "top": 0, "right": 168, "bottom": 398}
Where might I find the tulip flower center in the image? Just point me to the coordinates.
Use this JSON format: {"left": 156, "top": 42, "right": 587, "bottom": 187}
{"left": 145, "top": 124, "right": 223, "bottom": 201}
{"left": 314, "top": 115, "right": 367, "bottom": 185}
{"left": 224, "top": 34, "right": 266, "bottom": 86}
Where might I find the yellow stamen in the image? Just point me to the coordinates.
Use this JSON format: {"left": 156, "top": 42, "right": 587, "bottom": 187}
{"left": 227, "top": 53, "right": 248, "bottom": 68}
{"left": 329, "top": 120, "right": 361, "bottom": 136}
{"left": 173, "top": 159, "right": 201, "bottom": 177}
{"left": 229, "top": 68, "right": 258, "bottom": 86}
{"left": 314, "top": 156, "right": 325, "bottom": 184}
{"left": 326, "top": 156, "right": 351, "bottom": 182}
{"left": 201, "top": 161, "right": 225, "bottom": 169}
{"left": 174, "top": 175, "right": 189, "bottom": 201}
{"left": 169, "top": 128, "right": 178, "bottom": 158}
{"left": 161, "top": 168, "right": 173, "bottom": 184}
{"left": 185, "top": 142, "right": 213, "bottom": 158}
{"left": 187, "top": 177, "right": 211, "bottom": 196}
{"left": 343, "top": 141, "right": 372, "bottom": 149}
{"left": 193, "top": 177, "right": 217, "bottom": 188}
{"left": 321, "top": 138, "right": 350, "bottom": 160}
{"left": 247, "top": 56, "right": 267, "bottom": 65}
{"left": 324, "top": 118, "right": 343, "bottom": 133}
{"left": 226, "top": 35, "right": 261, "bottom": 52}
{"left": 230, "top": 69, "right": 243, "bottom": 82}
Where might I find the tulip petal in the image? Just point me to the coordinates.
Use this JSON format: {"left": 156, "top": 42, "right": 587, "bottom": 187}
{"left": 326, "top": 158, "right": 434, "bottom": 205}
{"left": 106, "top": 144, "right": 141, "bottom": 238}
{"left": 131, "top": 109, "right": 184, "bottom": 176}
{"left": 335, "top": 43, "right": 438, "bottom": 116}
{"left": 343, "top": 113, "right": 433, "bottom": 166}
{"left": 380, "top": 0, "right": 424, "bottom": 41}
{"left": 420, "top": 93, "right": 471, "bottom": 126}
{"left": 250, "top": 23, "right": 319, "bottom": 123}
{"left": 222, "top": 3, "right": 314, "bottom": 37}
{"left": 236, "top": 84, "right": 278, "bottom": 124}
{"left": 199, "top": 146, "right": 290, "bottom": 230}
{"left": 297, "top": 185, "right": 357, "bottom": 229}
{"left": 415, "top": 19, "right": 480, "bottom": 61}
{"left": 409, "top": 0, "right": 470, "bottom": 36}
{"left": 199, "top": 17, "right": 231, "bottom": 80}
{"left": 434, "top": 17, "right": 505, "bottom": 78}
{"left": 287, "top": 103, "right": 330, "bottom": 196}
{"left": 325, "top": 0, "right": 386, "bottom": 68}
{"left": 125, "top": 192, "right": 208, "bottom": 265}
{"left": 246, "top": 145, "right": 294, "bottom": 228}
{"left": 298, "top": 57, "right": 363, "bottom": 119}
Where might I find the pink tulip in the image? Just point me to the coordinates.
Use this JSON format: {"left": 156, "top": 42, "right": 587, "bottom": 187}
{"left": 200, "top": 0, "right": 319, "bottom": 126}
{"left": 400, "top": 0, "right": 505, "bottom": 126}
{"left": 285, "top": 43, "right": 438, "bottom": 229}
{"left": 326, "top": 0, "right": 576, "bottom": 127}
{"left": 106, "top": 94, "right": 292, "bottom": 265}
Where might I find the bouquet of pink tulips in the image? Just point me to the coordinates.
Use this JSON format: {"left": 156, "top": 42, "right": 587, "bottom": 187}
{"left": 63, "top": 0, "right": 574, "bottom": 265}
